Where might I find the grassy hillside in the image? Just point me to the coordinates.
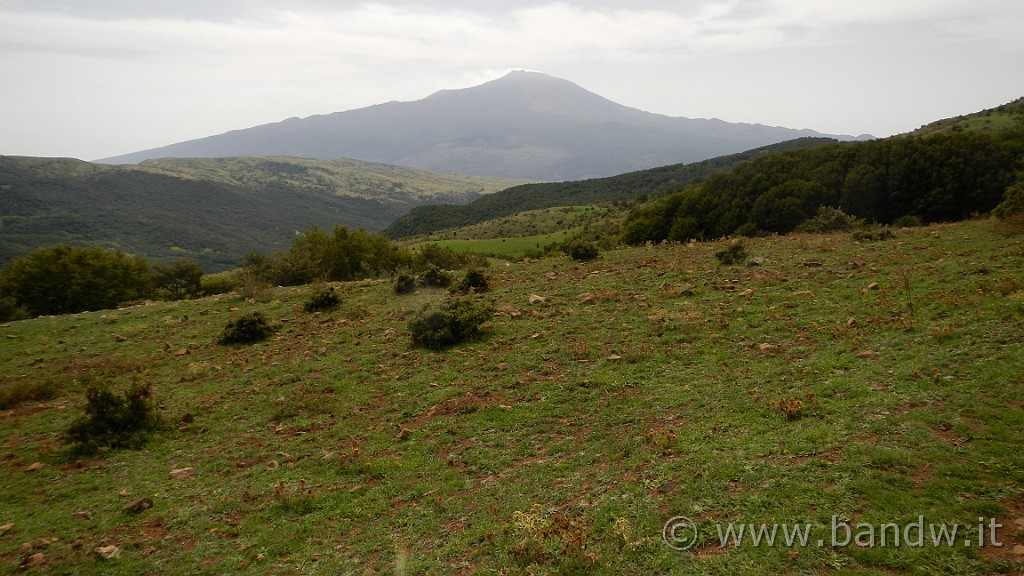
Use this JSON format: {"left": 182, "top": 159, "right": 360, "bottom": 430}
{"left": 909, "top": 97, "right": 1024, "bottom": 136}
{"left": 384, "top": 138, "right": 839, "bottom": 239}
{"left": 2, "top": 219, "right": 1022, "bottom": 574}
{"left": 0, "top": 156, "right": 522, "bottom": 272}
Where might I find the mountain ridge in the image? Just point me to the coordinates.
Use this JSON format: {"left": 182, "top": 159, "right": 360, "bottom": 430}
{"left": 98, "top": 71, "right": 870, "bottom": 180}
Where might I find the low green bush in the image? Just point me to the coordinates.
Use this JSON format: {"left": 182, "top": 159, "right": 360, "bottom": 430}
{"left": 304, "top": 285, "right": 341, "bottom": 311}
{"left": 562, "top": 238, "right": 600, "bottom": 262}
{"left": 451, "top": 269, "right": 489, "bottom": 294}
{"left": 394, "top": 273, "right": 417, "bottom": 295}
{"left": 419, "top": 266, "right": 453, "bottom": 288}
{"left": 715, "top": 241, "right": 748, "bottom": 265}
{"left": 796, "top": 206, "right": 863, "bottom": 233}
{"left": 409, "top": 296, "right": 495, "bottom": 350}
{"left": 218, "top": 312, "right": 274, "bottom": 345}
{"left": 63, "top": 381, "right": 160, "bottom": 456}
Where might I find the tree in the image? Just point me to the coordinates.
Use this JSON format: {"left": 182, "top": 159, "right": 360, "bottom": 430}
{"left": 0, "top": 245, "right": 152, "bottom": 316}
{"left": 151, "top": 259, "right": 203, "bottom": 300}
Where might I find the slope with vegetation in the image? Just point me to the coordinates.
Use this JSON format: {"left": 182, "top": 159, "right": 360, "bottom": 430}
{"left": 0, "top": 218, "right": 1022, "bottom": 574}
{"left": 384, "top": 137, "right": 839, "bottom": 239}
{"left": 0, "top": 156, "right": 521, "bottom": 272}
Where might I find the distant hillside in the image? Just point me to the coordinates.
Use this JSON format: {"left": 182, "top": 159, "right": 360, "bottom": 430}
{"left": 0, "top": 156, "right": 519, "bottom": 271}
{"left": 909, "top": 96, "right": 1024, "bottom": 136}
{"left": 98, "top": 71, "right": 869, "bottom": 181}
{"left": 384, "top": 138, "right": 838, "bottom": 238}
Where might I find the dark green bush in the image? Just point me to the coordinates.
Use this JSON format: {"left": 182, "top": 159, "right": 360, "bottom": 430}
{"left": 715, "top": 242, "right": 748, "bottom": 265}
{"left": 562, "top": 238, "right": 600, "bottom": 262}
{"left": 199, "top": 271, "right": 240, "bottom": 296}
{"left": 303, "top": 285, "right": 341, "bottom": 312}
{"left": 409, "top": 296, "right": 495, "bottom": 350}
{"left": 0, "top": 244, "right": 153, "bottom": 316}
{"left": 151, "top": 259, "right": 204, "bottom": 300}
{"left": 796, "top": 206, "right": 863, "bottom": 233}
{"left": 451, "top": 269, "right": 490, "bottom": 294}
{"left": 218, "top": 312, "right": 274, "bottom": 345}
{"left": 892, "top": 214, "right": 924, "bottom": 228}
{"left": 63, "top": 381, "right": 160, "bottom": 456}
{"left": 394, "top": 273, "right": 417, "bottom": 295}
{"left": 993, "top": 177, "right": 1024, "bottom": 220}
{"left": 0, "top": 295, "right": 30, "bottom": 322}
{"left": 419, "top": 265, "right": 453, "bottom": 288}
{"left": 852, "top": 227, "right": 896, "bottom": 242}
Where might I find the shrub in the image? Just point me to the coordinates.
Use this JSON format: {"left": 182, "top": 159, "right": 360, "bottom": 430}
{"left": 63, "top": 381, "right": 160, "bottom": 456}
{"left": 0, "top": 295, "right": 30, "bottom": 323}
{"left": 303, "top": 285, "right": 341, "bottom": 312}
{"left": 714, "top": 241, "right": 748, "bottom": 265}
{"left": 796, "top": 206, "right": 863, "bottom": 233}
{"left": 394, "top": 273, "right": 417, "bottom": 295}
{"left": 218, "top": 312, "right": 274, "bottom": 345}
{"left": 852, "top": 227, "right": 896, "bottom": 242}
{"left": 562, "top": 238, "right": 600, "bottom": 262}
{"left": 993, "top": 178, "right": 1024, "bottom": 220}
{"left": 0, "top": 378, "right": 60, "bottom": 410}
{"left": 892, "top": 214, "right": 924, "bottom": 228}
{"left": 414, "top": 244, "right": 471, "bottom": 271}
{"left": 451, "top": 269, "right": 489, "bottom": 294}
{"left": 419, "top": 265, "right": 453, "bottom": 288}
{"left": 0, "top": 244, "right": 153, "bottom": 316}
{"left": 151, "top": 259, "right": 203, "bottom": 300}
{"left": 199, "top": 270, "right": 240, "bottom": 296}
{"left": 409, "top": 296, "right": 495, "bottom": 350}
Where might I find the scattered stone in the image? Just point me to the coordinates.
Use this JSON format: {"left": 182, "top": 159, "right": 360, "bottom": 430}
{"left": 791, "top": 290, "right": 814, "bottom": 298}
{"left": 118, "top": 489, "right": 130, "bottom": 497}
{"left": 863, "top": 282, "right": 880, "bottom": 293}
{"left": 73, "top": 511, "right": 91, "bottom": 520}
{"left": 21, "top": 552, "right": 45, "bottom": 568}
{"left": 578, "top": 293, "right": 595, "bottom": 304}
{"left": 1013, "top": 544, "right": 1024, "bottom": 556}
{"left": 24, "top": 462, "right": 46, "bottom": 473}
{"left": 528, "top": 294, "right": 547, "bottom": 304}
{"left": 606, "top": 354, "right": 622, "bottom": 360}
{"left": 857, "top": 350, "right": 878, "bottom": 359}
{"left": 747, "top": 257, "right": 765, "bottom": 266}
{"left": 495, "top": 362, "right": 510, "bottom": 370}
{"left": 0, "top": 523, "right": 12, "bottom": 536}
{"left": 122, "top": 497, "right": 153, "bottom": 514}
{"left": 172, "top": 348, "right": 190, "bottom": 356}
{"left": 94, "top": 545, "right": 120, "bottom": 560}
{"left": 266, "top": 460, "right": 279, "bottom": 469}
{"left": 396, "top": 427, "right": 412, "bottom": 440}
{"left": 800, "top": 261, "right": 823, "bottom": 267}
{"left": 738, "top": 288, "right": 754, "bottom": 297}
{"left": 113, "top": 334, "right": 127, "bottom": 342}
{"left": 169, "top": 466, "right": 195, "bottom": 479}
{"left": 847, "top": 317, "right": 857, "bottom": 327}
{"left": 758, "top": 343, "right": 776, "bottom": 351}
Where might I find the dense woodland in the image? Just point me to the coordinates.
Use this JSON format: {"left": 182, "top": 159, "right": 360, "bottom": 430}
{"left": 384, "top": 138, "right": 838, "bottom": 238}
{"left": 620, "top": 129, "right": 1024, "bottom": 243}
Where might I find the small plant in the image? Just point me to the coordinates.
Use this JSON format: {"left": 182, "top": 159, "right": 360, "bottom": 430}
{"left": 562, "top": 238, "right": 600, "bottom": 262}
{"left": 715, "top": 241, "right": 748, "bottom": 265}
{"left": 218, "top": 312, "right": 274, "bottom": 345}
{"left": 770, "top": 397, "right": 805, "bottom": 420}
{"left": 892, "top": 214, "right": 924, "bottom": 228}
{"left": 394, "top": 273, "right": 417, "bottom": 295}
{"left": 409, "top": 296, "right": 495, "bottom": 349}
{"left": 451, "top": 269, "right": 489, "bottom": 294}
{"left": 510, "top": 504, "right": 596, "bottom": 567}
{"left": 303, "top": 285, "right": 341, "bottom": 312}
{"left": 796, "top": 206, "right": 863, "bottom": 233}
{"left": 418, "top": 265, "right": 453, "bottom": 288}
{"left": 852, "top": 227, "right": 896, "bottom": 242}
{"left": 64, "top": 381, "right": 160, "bottom": 456}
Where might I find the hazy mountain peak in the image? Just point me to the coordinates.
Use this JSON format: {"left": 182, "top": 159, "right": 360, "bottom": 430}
{"left": 98, "top": 73, "right": 867, "bottom": 180}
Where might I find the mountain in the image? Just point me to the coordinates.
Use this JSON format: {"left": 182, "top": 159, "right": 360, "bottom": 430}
{"left": 98, "top": 71, "right": 870, "bottom": 181}
{"left": 909, "top": 96, "right": 1024, "bottom": 136}
{"left": 0, "top": 156, "right": 520, "bottom": 271}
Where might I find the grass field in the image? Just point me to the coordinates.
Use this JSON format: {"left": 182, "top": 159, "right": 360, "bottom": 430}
{"left": 1, "top": 219, "right": 1023, "bottom": 574}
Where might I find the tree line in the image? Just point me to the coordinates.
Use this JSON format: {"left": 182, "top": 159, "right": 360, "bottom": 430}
{"left": 620, "top": 129, "right": 1024, "bottom": 244}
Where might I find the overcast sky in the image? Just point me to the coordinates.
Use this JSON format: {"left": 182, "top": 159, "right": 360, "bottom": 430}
{"left": 2, "top": 0, "right": 1022, "bottom": 161}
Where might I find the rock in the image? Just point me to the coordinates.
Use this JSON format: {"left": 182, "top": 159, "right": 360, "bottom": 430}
{"left": 172, "top": 348, "right": 190, "bottom": 356}
{"left": 747, "top": 257, "right": 765, "bottom": 266}
{"left": 738, "top": 288, "right": 754, "bottom": 297}
{"left": 800, "top": 261, "right": 823, "bottom": 267}
{"left": 396, "top": 427, "right": 412, "bottom": 440}
{"left": 169, "top": 466, "right": 195, "bottom": 479}
{"left": 791, "top": 290, "right": 814, "bottom": 298}
{"left": 578, "top": 293, "right": 595, "bottom": 304}
{"left": 0, "top": 523, "right": 12, "bottom": 536}
{"left": 113, "top": 334, "right": 127, "bottom": 342}
{"left": 862, "top": 282, "right": 880, "bottom": 294}
{"left": 606, "top": 354, "right": 622, "bottom": 360}
{"left": 21, "top": 552, "right": 45, "bottom": 568}
{"left": 856, "top": 350, "right": 878, "bottom": 359}
{"left": 528, "top": 294, "right": 547, "bottom": 304}
{"left": 94, "top": 545, "right": 120, "bottom": 560}
{"left": 122, "top": 497, "right": 153, "bottom": 514}
{"left": 847, "top": 317, "right": 857, "bottom": 327}
{"left": 1013, "top": 544, "right": 1024, "bottom": 556}
{"left": 24, "top": 462, "right": 46, "bottom": 473}
{"left": 73, "top": 511, "right": 91, "bottom": 520}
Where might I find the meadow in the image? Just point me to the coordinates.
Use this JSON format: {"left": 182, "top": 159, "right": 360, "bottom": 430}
{"left": 1, "top": 218, "right": 1022, "bottom": 575}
